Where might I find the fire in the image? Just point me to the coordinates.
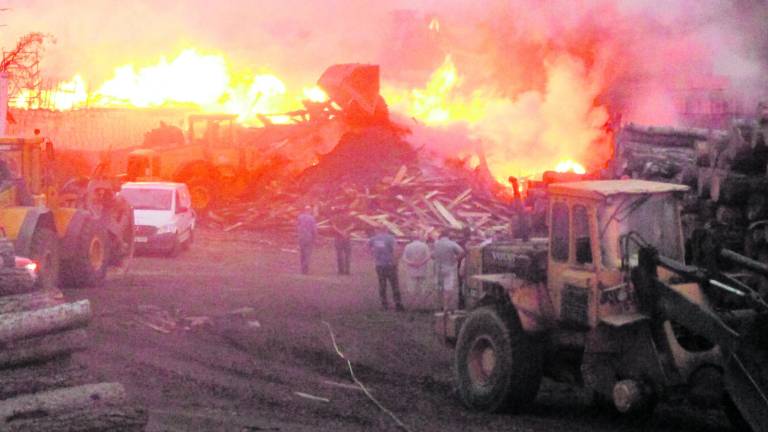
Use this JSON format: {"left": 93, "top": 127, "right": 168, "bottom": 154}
{"left": 555, "top": 160, "right": 586, "bottom": 174}
{"left": 303, "top": 86, "right": 328, "bottom": 103}
{"left": 382, "top": 53, "right": 610, "bottom": 183}
{"left": 31, "top": 49, "right": 314, "bottom": 126}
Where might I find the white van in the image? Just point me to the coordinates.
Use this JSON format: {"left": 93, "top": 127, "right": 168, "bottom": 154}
{"left": 120, "top": 182, "right": 196, "bottom": 256}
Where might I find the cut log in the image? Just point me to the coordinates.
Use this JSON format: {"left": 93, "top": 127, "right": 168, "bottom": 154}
{"left": 715, "top": 205, "right": 744, "bottom": 226}
{"left": 747, "top": 193, "right": 768, "bottom": 222}
{"left": 4, "top": 404, "right": 148, "bottom": 432}
{"left": 0, "top": 268, "right": 36, "bottom": 297}
{"left": 0, "top": 328, "right": 89, "bottom": 368}
{"left": 711, "top": 174, "right": 768, "bottom": 204}
{"left": 0, "top": 291, "right": 60, "bottom": 315}
{"left": 0, "top": 300, "right": 91, "bottom": 343}
{"left": 0, "top": 358, "right": 90, "bottom": 400}
{"left": 0, "top": 382, "right": 127, "bottom": 422}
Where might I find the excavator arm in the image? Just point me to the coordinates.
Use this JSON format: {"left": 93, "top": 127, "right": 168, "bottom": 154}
{"left": 634, "top": 246, "right": 768, "bottom": 431}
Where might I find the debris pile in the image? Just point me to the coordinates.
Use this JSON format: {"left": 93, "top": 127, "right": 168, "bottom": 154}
{"left": 0, "top": 281, "right": 147, "bottom": 431}
{"left": 209, "top": 127, "right": 517, "bottom": 241}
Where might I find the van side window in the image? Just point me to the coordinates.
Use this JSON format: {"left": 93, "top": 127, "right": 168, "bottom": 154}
{"left": 573, "top": 205, "right": 592, "bottom": 264}
{"left": 175, "top": 191, "right": 183, "bottom": 213}
{"left": 180, "top": 188, "right": 191, "bottom": 210}
{"left": 551, "top": 203, "right": 569, "bottom": 262}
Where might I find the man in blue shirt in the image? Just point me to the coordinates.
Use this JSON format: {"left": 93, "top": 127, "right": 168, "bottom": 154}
{"left": 297, "top": 206, "right": 317, "bottom": 274}
{"left": 368, "top": 226, "right": 404, "bottom": 311}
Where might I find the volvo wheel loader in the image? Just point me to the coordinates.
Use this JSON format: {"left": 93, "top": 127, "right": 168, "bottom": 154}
{"left": 0, "top": 137, "right": 133, "bottom": 289}
{"left": 435, "top": 179, "right": 768, "bottom": 431}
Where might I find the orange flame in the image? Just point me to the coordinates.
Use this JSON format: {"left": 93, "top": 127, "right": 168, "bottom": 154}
{"left": 555, "top": 160, "right": 586, "bottom": 174}
{"left": 34, "top": 49, "right": 314, "bottom": 126}
{"left": 382, "top": 54, "right": 608, "bottom": 182}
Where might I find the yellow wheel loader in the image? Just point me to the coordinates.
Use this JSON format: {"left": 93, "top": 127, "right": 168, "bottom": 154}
{"left": 436, "top": 179, "right": 768, "bottom": 431}
{"left": 0, "top": 137, "right": 133, "bottom": 289}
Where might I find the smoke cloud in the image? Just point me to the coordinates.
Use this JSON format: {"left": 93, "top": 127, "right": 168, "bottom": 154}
{"left": 1, "top": 0, "right": 766, "bottom": 177}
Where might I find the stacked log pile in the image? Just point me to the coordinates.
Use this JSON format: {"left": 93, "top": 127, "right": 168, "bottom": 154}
{"left": 613, "top": 123, "right": 716, "bottom": 185}
{"left": 616, "top": 121, "right": 768, "bottom": 256}
{"left": 0, "top": 285, "right": 147, "bottom": 431}
{"left": 695, "top": 119, "right": 768, "bottom": 254}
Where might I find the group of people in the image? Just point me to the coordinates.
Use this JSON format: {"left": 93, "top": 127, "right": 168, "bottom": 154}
{"left": 296, "top": 206, "right": 467, "bottom": 312}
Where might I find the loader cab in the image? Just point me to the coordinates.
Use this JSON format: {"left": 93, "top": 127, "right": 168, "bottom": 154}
{"left": 546, "top": 180, "right": 688, "bottom": 328}
{"left": 126, "top": 149, "right": 161, "bottom": 181}
{"left": 188, "top": 114, "right": 236, "bottom": 148}
{"left": 0, "top": 137, "right": 53, "bottom": 206}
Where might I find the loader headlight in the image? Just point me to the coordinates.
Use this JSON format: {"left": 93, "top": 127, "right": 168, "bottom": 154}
{"left": 156, "top": 224, "right": 176, "bottom": 235}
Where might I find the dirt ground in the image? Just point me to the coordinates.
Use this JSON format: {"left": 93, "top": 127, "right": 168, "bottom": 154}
{"left": 64, "top": 228, "right": 734, "bottom": 432}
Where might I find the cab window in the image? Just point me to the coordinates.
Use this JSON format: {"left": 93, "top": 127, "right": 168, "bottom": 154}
{"left": 174, "top": 191, "right": 183, "bottom": 213}
{"left": 551, "top": 203, "right": 569, "bottom": 262}
{"left": 573, "top": 205, "right": 592, "bottom": 265}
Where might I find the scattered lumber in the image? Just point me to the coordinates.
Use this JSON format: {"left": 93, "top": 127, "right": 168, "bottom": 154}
{"left": 211, "top": 161, "right": 517, "bottom": 242}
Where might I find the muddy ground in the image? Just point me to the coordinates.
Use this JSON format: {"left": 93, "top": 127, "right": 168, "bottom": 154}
{"left": 65, "top": 229, "right": 734, "bottom": 432}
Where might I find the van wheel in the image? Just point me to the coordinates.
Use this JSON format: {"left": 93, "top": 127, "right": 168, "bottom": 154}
{"left": 61, "top": 219, "right": 109, "bottom": 287}
{"left": 455, "top": 306, "right": 542, "bottom": 412}
{"left": 29, "top": 227, "right": 60, "bottom": 291}
{"left": 183, "top": 229, "right": 194, "bottom": 250}
{"left": 167, "top": 235, "right": 181, "bottom": 258}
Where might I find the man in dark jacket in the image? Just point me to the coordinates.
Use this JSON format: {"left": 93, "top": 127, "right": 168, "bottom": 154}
{"left": 368, "top": 226, "right": 403, "bottom": 311}
{"left": 297, "top": 206, "right": 317, "bottom": 274}
{"left": 331, "top": 213, "right": 354, "bottom": 275}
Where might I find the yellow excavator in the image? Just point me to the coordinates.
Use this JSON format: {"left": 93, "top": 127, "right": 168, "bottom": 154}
{"left": 0, "top": 136, "right": 133, "bottom": 289}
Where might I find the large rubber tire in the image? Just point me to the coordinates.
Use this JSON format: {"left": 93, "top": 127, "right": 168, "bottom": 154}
{"left": 29, "top": 228, "right": 60, "bottom": 291}
{"left": 166, "top": 234, "right": 181, "bottom": 258}
{"left": 455, "top": 305, "right": 543, "bottom": 413}
{"left": 61, "top": 219, "right": 109, "bottom": 288}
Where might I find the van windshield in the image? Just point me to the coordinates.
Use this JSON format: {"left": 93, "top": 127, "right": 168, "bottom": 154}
{"left": 121, "top": 189, "right": 173, "bottom": 211}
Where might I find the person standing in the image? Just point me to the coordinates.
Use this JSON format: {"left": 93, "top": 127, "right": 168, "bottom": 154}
{"left": 296, "top": 206, "right": 317, "bottom": 275}
{"left": 368, "top": 226, "right": 404, "bottom": 311}
{"left": 331, "top": 213, "right": 353, "bottom": 275}
{"left": 433, "top": 230, "right": 465, "bottom": 311}
{"left": 401, "top": 233, "right": 431, "bottom": 306}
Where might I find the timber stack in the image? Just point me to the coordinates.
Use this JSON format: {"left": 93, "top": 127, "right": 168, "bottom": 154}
{"left": 0, "top": 269, "right": 147, "bottom": 430}
{"left": 695, "top": 117, "right": 768, "bottom": 258}
{"left": 615, "top": 119, "right": 768, "bottom": 261}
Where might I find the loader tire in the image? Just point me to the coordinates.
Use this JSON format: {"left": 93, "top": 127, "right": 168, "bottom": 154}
{"left": 455, "top": 305, "right": 542, "bottom": 413}
{"left": 29, "top": 228, "right": 60, "bottom": 291}
{"left": 61, "top": 219, "right": 109, "bottom": 288}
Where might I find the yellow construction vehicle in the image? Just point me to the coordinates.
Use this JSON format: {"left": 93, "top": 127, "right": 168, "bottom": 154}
{"left": 125, "top": 114, "right": 252, "bottom": 212}
{"left": 0, "top": 137, "right": 133, "bottom": 289}
{"left": 438, "top": 180, "right": 768, "bottom": 431}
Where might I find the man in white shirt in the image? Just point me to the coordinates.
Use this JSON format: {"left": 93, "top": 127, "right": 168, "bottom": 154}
{"left": 432, "top": 230, "right": 465, "bottom": 311}
{"left": 401, "top": 233, "right": 431, "bottom": 307}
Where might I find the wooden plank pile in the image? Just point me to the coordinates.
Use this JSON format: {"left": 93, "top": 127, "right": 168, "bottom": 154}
{"left": 0, "top": 279, "right": 147, "bottom": 431}
{"left": 209, "top": 163, "right": 518, "bottom": 241}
